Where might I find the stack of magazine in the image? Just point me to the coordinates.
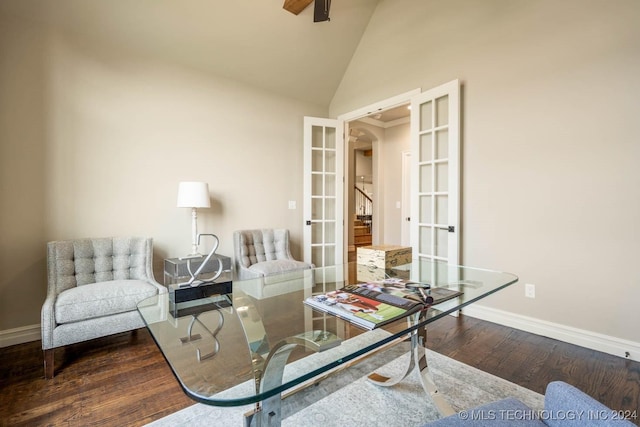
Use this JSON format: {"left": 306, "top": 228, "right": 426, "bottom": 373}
{"left": 304, "top": 279, "right": 463, "bottom": 330}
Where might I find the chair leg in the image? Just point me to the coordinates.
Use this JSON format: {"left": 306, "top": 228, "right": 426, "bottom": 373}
{"left": 44, "top": 348, "right": 55, "bottom": 379}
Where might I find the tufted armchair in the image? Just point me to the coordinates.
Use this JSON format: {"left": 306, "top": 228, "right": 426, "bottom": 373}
{"left": 233, "top": 229, "right": 314, "bottom": 298}
{"left": 42, "top": 237, "right": 166, "bottom": 378}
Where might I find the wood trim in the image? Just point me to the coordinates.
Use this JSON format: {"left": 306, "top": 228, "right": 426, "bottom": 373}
{"left": 0, "top": 324, "right": 40, "bottom": 348}
{"left": 283, "top": 0, "right": 313, "bottom": 15}
{"left": 463, "top": 304, "right": 640, "bottom": 362}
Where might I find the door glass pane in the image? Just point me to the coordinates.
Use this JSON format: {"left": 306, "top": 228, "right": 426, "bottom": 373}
{"left": 436, "top": 195, "right": 448, "bottom": 225}
{"left": 312, "top": 126, "right": 323, "bottom": 148}
{"left": 312, "top": 246, "right": 322, "bottom": 266}
{"left": 312, "top": 198, "right": 323, "bottom": 220}
{"left": 325, "top": 150, "right": 336, "bottom": 173}
{"left": 419, "top": 133, "right": 432, "bottom": 162}
{"left": 325, "top": 222, "right": 336, "bottom": 244}
{"left": 419, "top": 195, "right": 432, "bottom": 223}
{"left": 419, "top": 226, "right": 432, "bottom": 255}
{"left": 436, "top": 163, "right": 448, "bottom": 192}
{"left": 325, "top": 174, "right": 336, "bottom": 197}
{"left": 325, "top": 127, "right": 336, "bottom": 149}
{"left": 324, "top": 246, "right": 335, "bottom": 266}
{"left": 436, "top": 228, "right": 448, "bottom": 258}
{"left": 312, "top": 149, "right": 323, "bottom": 172}
{"left": 420, "top": 101, "right": 433, "bottom": 131}
{"left": 435, "top": 261, "right": 450, "bottom": 284}
{"left": 435, "top": 95, "right": 449, "bottom": 127}
{"left": 435, "top": 129, "right": 448, "bottom": 160}
{"left": 311, "top": 223, "right": 323, "bottom": 244}
{"left": 325, "top": 198, "right": 335, "bottom": 220}
{"left": 311, "top": 174, "right": 322, "bottom": 196}
{"left": 419, "top": 164, "right": 432, "bottom": 193}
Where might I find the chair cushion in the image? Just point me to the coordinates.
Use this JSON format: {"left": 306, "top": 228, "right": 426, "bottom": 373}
{"left": 237, "top": 229, "right": 290, "bottom": 268}
{"left": 54, "top": 280, "right": 159, "bottom": 324}
{"left": 248, "top": 259, "right": 311, "bottom": 279}
{"left": 544, "top": 381, "right": 636, "bottom": 427}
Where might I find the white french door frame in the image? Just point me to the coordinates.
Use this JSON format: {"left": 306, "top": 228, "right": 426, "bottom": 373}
{"left": 302, "top": 117, "right": 344, "bottom": 268}
{"left": 410, "top": 79, "right": 460, "bottom": 265}
{"left": 338, "top": 89, "right": 421, "bottom": 262}
{"left": 303, "top": 83, "right": 460, "bottom": 266}
{"left": 401, "top": 150, "right": 411, "bottom": 246}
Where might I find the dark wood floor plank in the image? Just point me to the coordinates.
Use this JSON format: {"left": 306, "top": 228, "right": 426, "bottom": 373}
{"left": 1, "top": 315, "right": 638, "bottom": 426}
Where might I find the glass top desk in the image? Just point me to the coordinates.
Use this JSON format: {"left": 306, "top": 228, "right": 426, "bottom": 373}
{"left": 138, "top": 260, "right": 518, "bottom": 426}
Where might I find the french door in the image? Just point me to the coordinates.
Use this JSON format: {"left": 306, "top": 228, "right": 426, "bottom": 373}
{"left": 410, "top": 80, "right": 460, "bottom": 265}
{"left": 302, "top": 80, "right": 460, "bottom": 271}
{"left": 302, "top": 117, "right": 344, "bottom": 268}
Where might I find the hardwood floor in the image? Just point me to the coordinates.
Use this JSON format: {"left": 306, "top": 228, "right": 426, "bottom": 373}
{"left": 1, "top": 316, "right": 638, "bottom": 426}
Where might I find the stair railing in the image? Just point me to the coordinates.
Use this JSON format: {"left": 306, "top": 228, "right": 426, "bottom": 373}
{"left": 354, "top": 186, "right": 372, "bottom": 233}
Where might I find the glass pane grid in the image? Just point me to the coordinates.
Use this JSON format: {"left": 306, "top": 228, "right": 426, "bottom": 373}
{"left": 435, "top": 95, "right": 449, "bottom": 127}
{"left": 419, "top": 101, "right": 433, "bottom": 131}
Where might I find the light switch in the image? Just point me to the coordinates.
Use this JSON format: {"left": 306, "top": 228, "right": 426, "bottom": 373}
{"left": 288, "top": 201, "right": 296, "bottom": 210}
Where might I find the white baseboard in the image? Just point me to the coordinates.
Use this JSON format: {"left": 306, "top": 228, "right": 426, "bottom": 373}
{"left": 0, "top": 324, "right": 41, "bottom": 348}
{"left": 3, "top": 310, "right": 640, "bottom": 363}
{"left": 462, "top": 305, "right": 640, "bottom": 362}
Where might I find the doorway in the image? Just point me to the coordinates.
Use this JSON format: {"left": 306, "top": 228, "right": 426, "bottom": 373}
{"left": 304, "top": 82, "right": 460, "bottom": 265}
{"left": 344, "top": 103, "right": 412, "bottom": 259}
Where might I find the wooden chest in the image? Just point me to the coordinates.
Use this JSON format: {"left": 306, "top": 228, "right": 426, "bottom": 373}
{"left": 356, "top": 245, "right": 412, "bottom": 269}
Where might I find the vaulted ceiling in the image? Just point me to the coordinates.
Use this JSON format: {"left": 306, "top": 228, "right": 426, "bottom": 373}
{"left": 1, "top": 0, "right": 380, "bottom": 106}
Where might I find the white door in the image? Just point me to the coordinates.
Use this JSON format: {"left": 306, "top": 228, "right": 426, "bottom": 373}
{"left": 303, "top": 117, "right": 344, "bottom": 267}
{"left": 410, "top": 80, "right": 460, "bottom": 265}
{"left": 401, "top": 151, "right": 411, "bottom": 246}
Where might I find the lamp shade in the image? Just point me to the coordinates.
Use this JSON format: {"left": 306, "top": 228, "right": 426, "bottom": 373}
{"left": 177, "top": 182, "right": 211, "bottom": 208}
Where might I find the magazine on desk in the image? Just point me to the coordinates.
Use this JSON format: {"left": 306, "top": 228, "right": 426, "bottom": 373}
{"left": 304, "top": 287, "right": 425, "bottom": 330}
{"left": 361, "top": 280, "right": 464, "bottom": 306}
{"left": 304, "top": 281, "right": 464, "bottom": 330}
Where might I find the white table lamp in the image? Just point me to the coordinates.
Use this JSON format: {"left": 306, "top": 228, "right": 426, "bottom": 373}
{"left": 177, "top": 181, "right": 211, "bottom": 256}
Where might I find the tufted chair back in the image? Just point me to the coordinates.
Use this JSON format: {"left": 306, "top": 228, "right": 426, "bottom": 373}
{"left": 47, "top": 237, "right": 153, "bottom": 296}
{"left": 234, "top": 229, "right": 292, "bottom": 269}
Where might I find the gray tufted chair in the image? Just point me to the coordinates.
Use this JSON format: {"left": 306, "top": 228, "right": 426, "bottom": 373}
{"left": 42, "top": 237, "right": 166, "bottom": 378}
{"left": 233, "top": 229, "right": 314, "bottom": 298}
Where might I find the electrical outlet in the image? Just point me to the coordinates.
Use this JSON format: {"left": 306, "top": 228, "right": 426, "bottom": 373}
{"left": 525, "top": 283, "right": 536, "bottom": 299}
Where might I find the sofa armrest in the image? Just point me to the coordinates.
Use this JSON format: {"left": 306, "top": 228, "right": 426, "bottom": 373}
{"left": 236, "top": 263, "right": 262, "bottom": 281}
{"left": 40, "top": 294, "right": 56, "bottom": 349}
{"left": 544, "top": 381, "right": 635, "bottom": 427}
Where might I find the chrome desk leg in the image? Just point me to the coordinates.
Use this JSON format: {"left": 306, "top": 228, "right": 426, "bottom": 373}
{"left": 244, "top": 331, "right": 342, "bottom": 427}
{"left": 367, "top": 317, "right": 455, "bottom": 416}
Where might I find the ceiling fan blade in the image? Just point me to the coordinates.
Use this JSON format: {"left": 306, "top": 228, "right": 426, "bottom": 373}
{"left": 283, "top": 0, "right": 314, "bottom": 15}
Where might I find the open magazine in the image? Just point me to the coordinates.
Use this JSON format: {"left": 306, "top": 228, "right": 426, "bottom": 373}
{"left": 304, "top": 284, "right": 428, "bottom": 330}
{"left": 304, "top": 281, "right": 464, "bottom": 330}
{"left": 359, "top": 279, "right": 463, "bottom": 306}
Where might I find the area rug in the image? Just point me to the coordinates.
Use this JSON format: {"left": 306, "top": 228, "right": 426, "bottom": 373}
{"left": 147, "top": 335, "right": 543, "bottom": 426}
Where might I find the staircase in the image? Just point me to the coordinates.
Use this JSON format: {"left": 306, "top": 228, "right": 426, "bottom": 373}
{"left": 353, "top": 217, "right": 372, "bottom": 247}
{"left": 354, "top": 185, "right": 373, "bottom": 248}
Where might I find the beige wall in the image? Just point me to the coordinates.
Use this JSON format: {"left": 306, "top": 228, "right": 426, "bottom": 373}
{"left": 331, "top": 0, "right": 640, "bottom": 343}
{"left": 380, "top": 123, "right": 410, "bottom": 245}
{"left": 0, "top": 13, "right": 326, "bottom": 330}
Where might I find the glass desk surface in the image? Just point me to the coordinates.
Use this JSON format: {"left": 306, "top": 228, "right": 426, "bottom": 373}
{"left": 137, "top": 260, "right": 518, "bottom": 408}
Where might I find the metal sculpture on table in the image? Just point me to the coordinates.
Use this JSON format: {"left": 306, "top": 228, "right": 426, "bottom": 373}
{"left": 172, "top": 234, "right": 232, "bottom": 361}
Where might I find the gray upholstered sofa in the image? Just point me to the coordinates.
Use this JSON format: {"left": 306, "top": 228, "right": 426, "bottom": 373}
{"left": 233, "top": 229, "right": 314, "bottom": 298}
{"left": 42, "top": 237, "right": 166, "bottom": 378}
{"left": 425, "top": 381, "right": 634, "bottom": 426}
